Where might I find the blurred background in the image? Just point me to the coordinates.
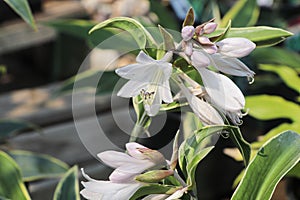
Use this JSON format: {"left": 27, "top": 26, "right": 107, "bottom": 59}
{"left": 0, "top": 0, "right": 299, "bottom": 199}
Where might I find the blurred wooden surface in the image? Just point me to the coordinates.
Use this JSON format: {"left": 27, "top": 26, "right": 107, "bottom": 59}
{"left": 0, "top": 1, "right": 86, "bottom": 54}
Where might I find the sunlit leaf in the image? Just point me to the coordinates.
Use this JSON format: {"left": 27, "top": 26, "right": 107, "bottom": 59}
{"left": 89, "top": 17, "right": 157, "bottom": 49}
{"left": 221, "top": 0, "right": 259, "bottom": 27}
{"left": 259, "top": 64, "right": 300, "bottom": 94}
{"left": 231, "top": 130, "right": 300, "bottom": 200}
{"left": 207, "top": 26, "right": 293, "bottom": 47}
{"left": 251, "top": 47, "right": 300, "bottom": 69}
{"left": 246, "top": 95, "right": 300, "bottom": 122}
{"left": 0, "top": 151, "right": 31, "bottom": 200}
{"left": 8, "top": 150, "right": 69, "bottom": 182}
{"left": 287, "top": 163, "right": 300, "bottom": 179}
{"left": 53, "top": 166, "right": 80, "bottom": 200}
{"left": 3, "top": 0, "right": 36, "bottom": 30}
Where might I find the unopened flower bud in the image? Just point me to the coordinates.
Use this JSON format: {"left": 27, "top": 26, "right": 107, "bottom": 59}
{"left": 216, "top": 38, "right": 256, "bottom": 58}
{"left": 183, "top": 41, "right": 193, "bottom": 56}
{"left": 198, "top": 36, "right": 214, "bottom": 45}
{"left": 181, "top": 26, "right": 195, "bottom": 41}
{"left": 191, "top": 50, "right": 210, "bottom": 68}
{"left": 203, "top": 44, "right": 218, "bottom": 54}
{"left": 203, "top": 22, "right": 217, "bottom": 34}
{"left": 135, "top": 170, "right": 174, "bottom": 183}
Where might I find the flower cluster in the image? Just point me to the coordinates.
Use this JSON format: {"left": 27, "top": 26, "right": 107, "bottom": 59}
{"left": 116, "top": 19, "right": 256, "bottom": 125}
{"left": 81, "top": 142, "right": 185, "bottom": 200}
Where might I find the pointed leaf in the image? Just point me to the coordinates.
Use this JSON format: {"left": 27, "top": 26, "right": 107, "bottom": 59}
{"left": 130, "top": 184, "right": 179, "bottom": 200}
{"left": 246, "top": 95, "right": 300, "bottom": 122}
{"left": 0, "top": 151, "right": 31, "bottom": 200}
{"left": 89, "top": 17, "right": 157, "bottom": 49}
{"left": 3, "top": 0, "right": 36, "bottom": 30}
{"left": 53, "top": 166, "right": 80, "bottom": 200}
{"left": 228, "top": 127, "right": 251, "bottom": 166}
{"left": 183, "top": 8, "right": 195, "bottom": 27}
{"left": 231, "top": 130, "right": 300, "bottom": 200}
{"left": 8, "top": 150, "right": 69, "bottom": 182}
{"left": 221, "top": 0, "right": 259, "bottom": 27}
{"left": 207, "top": 27, "right": 293, "bottom": 47}
{"left": 252, "top": 47, "right": 300, "bottom": 69}
{"left": 158, "top": 25, "right": 175, "bottom": 51}
{"left": 259, "top": 64, "right": 300, "bottom": 94}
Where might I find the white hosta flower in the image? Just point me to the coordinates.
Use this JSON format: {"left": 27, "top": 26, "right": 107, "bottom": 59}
{"left": 142, "top": 187, "right": 188, "bottom": 200}
{"left": 208, "top": 53, "right": 255, "bottom": 81}
{"left": 81, "top": 169, "right": 143, "bottom": 200}
{"left": 116, "top": 51, "right": 173, "bottom": 116}
{"left": 196, "top": 67, "right": 245, "bottom": 125}
{"left": 191, "top": 50, "right": 210, "bottom": 68}
{"left": 181, "top": 26, "right": 195, "bottom": 41}
{"left": 216, "top": 37, "right": 256, "bottom": 58}
{"left": 99, "top": 142, "right": 167, "bottom": 183}
{"left": 178, "top": 75, "right": 224, "bottom": 125}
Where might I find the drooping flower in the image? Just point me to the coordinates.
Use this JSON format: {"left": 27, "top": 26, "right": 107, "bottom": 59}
{"left": 81, "top": 142, "right": 167, "bottom": 200}
{"left": 81, "top": 169, "right": 143, "bottom": 200}
{"left": 116, "top": 51, "right": 173, "bottom": 116}
{"left": 177, "top": 74, "right": 224, "bottom": 125}
{"left": 99, "top": 142, "right": 167, "bottom": 182}
{"left": 196, "top": 67, "right": 245, "bottom": 125}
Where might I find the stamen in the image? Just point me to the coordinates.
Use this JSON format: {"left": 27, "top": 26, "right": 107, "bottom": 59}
{"left": 140, "top": 89, "right": 155, "bottom": 105}
{"left": 248, "top": 76, "right": 255, "bottom": 84}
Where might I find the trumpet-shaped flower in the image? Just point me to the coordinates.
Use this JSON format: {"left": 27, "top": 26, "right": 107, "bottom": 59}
{"left": 177, "top": 75, "right": 224, "bottom": 125}
{"left": 196, "top": 68, "right": 245, "bottom": 125}
{"left": 81, "top": 169, "right": 143, "bottom": 200}
{"left": 81, "top": 142, "right": 167, "bottom": 200}
{"left": 116, "top": 51, "right": 173, "bottom": 116}
{"left": 99, "top": 142, "right": 167, "bottom": 182}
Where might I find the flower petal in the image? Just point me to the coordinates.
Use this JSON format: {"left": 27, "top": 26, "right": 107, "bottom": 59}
{"left": 142, "top": 194, "right": 170, "bottom": 200}
{"left": 117, "top": 80, "right": 148, "bottom": 98}
{"left": 191, "top": 50, "right": 210, "bottom": 68}
{"left": 144, "top": 91, "right": 162, "bottom": 116}
{"left": 179, "top": 82, "right": 224, "bottom": 125}
{"left": 216, "top": 37, "right": 256, "bottom": 58}
{"left": 159, "top": 80, "right": 173, "bottom": 103}
{"left": 136, "top": 51, "right": 155, "bottom": 63}
{"left": 126, "top": 142, "right": 149, "bottom": 160}
{"left": 209, "top": 54, "right": 255, "bottom": 78}
{"left": 197, "top": 68, "right": 245, "bottom": 112}
{"left": 97, "top": 151, "right": 140, "bottom": 168}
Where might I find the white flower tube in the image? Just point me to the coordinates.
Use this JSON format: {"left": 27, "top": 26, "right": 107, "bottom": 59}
{"left": 216, "top": 38, "right": 256, "bottom": 58}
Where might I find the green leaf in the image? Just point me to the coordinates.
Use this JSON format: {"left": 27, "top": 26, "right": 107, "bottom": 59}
{"left": 0, "top": 119, "right": 40, "bottom": 140}
{"left": 231, "top": 130, "right": 300, "bottom": 200}
{"left": 89, "top": 17, "right": 157, "bottom": 49}
{"left": 8, "top": 150, "right": 69, "bottom": 182}
{"left": 221, "top": 0, "right": 259, "bottom": 27}
{"left": 251, "top": 47, "right": 300, "bottom": 69}
{"left": 0, "top": 151, "right": 31, "bottom": 200}
{"left": 130, "top": 184, "right": 179, "bottom": 200}
{"left": 259, "top": 64, "right": 300, "bottom": 94}
{"left": 53, "top": 70, "right": 120, "bottom": 97}
{"left": 158, "top": 25, "right": 175, "bottom": 51}
{"left": 3, "top": 0, "right": 36, "bottom": 30}
{"left": 186, "top": 146, "right": 214, "bottom": 188}
{"left": 183, "top": 7, "right": 195, "bottom": 27}
{"left": 228, "top": 127, "right": 251, "bottom": 166}
{"left": 286, "top": 163, "right": 300, "bottom": 179}
{"left": 53, "top": 166, "right": 80, "bottom": 200}
{"left": 246, "top": 95, "right": 300, "bottom": 122}
{"left": 208, "top": 26, "right": 293, "bottom": 47}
